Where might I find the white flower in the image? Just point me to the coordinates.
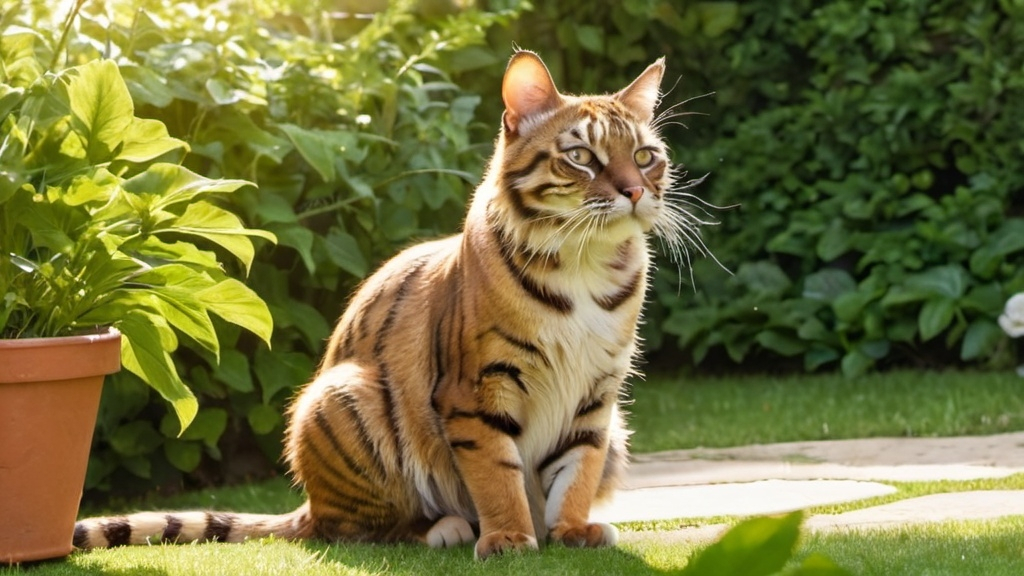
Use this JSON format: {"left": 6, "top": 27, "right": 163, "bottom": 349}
{"left": 998, "top": 293, "right": 1024, "bottom": 338}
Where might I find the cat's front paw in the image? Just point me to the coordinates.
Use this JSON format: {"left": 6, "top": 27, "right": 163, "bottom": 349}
{"left": 426, "top": 516, "right": 475, "bottom": 548}
{"left": 473, "top": 531, "right": 538, "bottom": 560}
{"left": 550, "top": 522, "right": 618, "bottom": 548}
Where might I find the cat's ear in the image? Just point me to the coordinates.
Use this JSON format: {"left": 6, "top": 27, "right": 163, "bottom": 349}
{"left": 615, "top": 57, "right": 665, "bottom": 124}
{"left": 502, "top": 51, "right": 561, "bottom": 136}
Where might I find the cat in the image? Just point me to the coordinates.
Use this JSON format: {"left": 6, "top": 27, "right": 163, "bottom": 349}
{"left": 74, "top": 49, "right": 699, "bottom": 559}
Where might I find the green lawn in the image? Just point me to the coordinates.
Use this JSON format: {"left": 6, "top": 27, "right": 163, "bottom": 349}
{"left": 6, "top": 369, "right": 1024, "bottom": 575}
{"left": 628, "top": 369, "right": 1024, "bottom": 453}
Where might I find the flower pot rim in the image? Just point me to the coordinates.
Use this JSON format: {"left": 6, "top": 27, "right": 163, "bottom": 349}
{"left": 0, "top": 326, "right": 121, "bottom": 348}
{"left": 0, "top": 327, "right": 121, "bottom": 384}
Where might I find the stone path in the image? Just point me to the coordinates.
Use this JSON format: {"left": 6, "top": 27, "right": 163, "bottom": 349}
{"left": 591, "top": 432, "right": 1024, "bottom": 543}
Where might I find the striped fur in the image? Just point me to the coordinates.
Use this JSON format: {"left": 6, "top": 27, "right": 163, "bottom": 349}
{"left": 74, "top": 50, "right": 703, "bottom": 560}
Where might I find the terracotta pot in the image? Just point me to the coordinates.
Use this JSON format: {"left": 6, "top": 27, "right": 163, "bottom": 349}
{"left": 0, "top": 328, "right": 121, "bottom": 564}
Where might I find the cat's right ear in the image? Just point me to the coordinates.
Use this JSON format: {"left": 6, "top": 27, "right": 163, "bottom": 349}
{"left": 502, "top": 51, "right": 561, "bottom": 136}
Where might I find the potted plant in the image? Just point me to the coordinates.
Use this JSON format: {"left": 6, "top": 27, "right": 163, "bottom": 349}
{"left": 0, "top": 19, "right": 275, "bottom": 563}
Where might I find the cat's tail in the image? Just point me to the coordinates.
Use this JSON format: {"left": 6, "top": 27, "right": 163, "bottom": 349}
{"left": 73, "top": 502, "right": 315, "bottom": 549}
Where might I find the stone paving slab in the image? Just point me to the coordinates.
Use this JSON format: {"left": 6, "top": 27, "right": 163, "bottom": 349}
{"left": 592, "top": 480, "right": 896, "bottom": 524}
{"left": 617, "top": 491, "right": 1024, "bottom": 546}
{"left": 627, "top": 432, "right": 1024, "bottom": 486}
{"left": 597, "top": 433, "right": 1024, "bottom": 541}
{"left": 806, "top": 490, "right": 1024, "bottom": 529}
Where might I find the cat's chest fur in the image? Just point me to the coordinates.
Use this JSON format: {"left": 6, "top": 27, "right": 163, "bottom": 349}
{"left": 488, "top": 237, "right": 647, "bottom": 466}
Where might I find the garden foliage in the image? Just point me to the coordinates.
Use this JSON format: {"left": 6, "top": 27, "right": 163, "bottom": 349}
{"left": 4, "top": 0, "right": 1022, "bottom": 494}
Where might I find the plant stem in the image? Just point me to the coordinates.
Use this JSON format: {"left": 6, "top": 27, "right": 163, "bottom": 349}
{"left": 49, "top": 0, "right": 89, "bottom": 73}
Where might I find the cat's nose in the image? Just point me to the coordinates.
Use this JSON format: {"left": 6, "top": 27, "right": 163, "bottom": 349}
{"left": 621, "top": 186, "right": 644, "bottom": 205}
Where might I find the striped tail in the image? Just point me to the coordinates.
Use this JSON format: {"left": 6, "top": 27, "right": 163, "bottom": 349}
{"left": 73, "top": 504, "right": 313, "bottom": 549}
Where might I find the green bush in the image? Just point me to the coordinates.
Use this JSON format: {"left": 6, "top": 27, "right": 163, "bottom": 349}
{"left": 656, "top": 0, "right": 1024, "bottom": 375}
{"left": 5, "top": 0, "right": 517, "bottom": 495}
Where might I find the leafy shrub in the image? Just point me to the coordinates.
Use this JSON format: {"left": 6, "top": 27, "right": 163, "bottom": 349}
{"left": 1, "top": 9, "right": 273, "bottom": 435}
{"left": 6, "top": 0, "right": 519, "bottom": 495}
{"left": 657, "top": 0, "right": 1024, "bottom": 375}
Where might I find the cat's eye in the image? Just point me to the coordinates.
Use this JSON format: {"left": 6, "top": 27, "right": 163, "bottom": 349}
{"left": 634, "top": 148, "right": 656, "bottom": 168}
{"left": 566, "top": 147, "right": 594, "bottom": 166}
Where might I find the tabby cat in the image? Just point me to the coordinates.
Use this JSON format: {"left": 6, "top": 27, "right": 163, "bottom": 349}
{"left": 74, "top": 50, "right": 697, "bottom": 559}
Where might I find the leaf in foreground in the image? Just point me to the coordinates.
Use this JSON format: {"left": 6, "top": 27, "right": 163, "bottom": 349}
{"left": 680, "top": 511, "right": 802, "bottom": 576}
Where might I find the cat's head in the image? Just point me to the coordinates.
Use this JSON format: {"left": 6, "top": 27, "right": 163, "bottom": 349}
{"left": 485, "top": 50, "right": 706, "bottom": 265}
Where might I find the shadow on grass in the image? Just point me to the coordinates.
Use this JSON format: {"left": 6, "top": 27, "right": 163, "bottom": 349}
{"left": 1, "top": 557, "right": 170, "bottom": 576}
{"left": 300, "top": 538, "right": 678, "bottom": 576}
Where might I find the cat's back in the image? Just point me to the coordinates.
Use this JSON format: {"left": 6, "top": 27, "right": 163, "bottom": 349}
{"left": 320, "top": 233, "right": 464, "bottom": 370}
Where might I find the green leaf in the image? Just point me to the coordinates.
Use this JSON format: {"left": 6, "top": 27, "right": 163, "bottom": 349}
{"left": 323, "top": 228, "right": 369, "bottom": 278}
{"left": 756, "top": 329, "right": 805, "bottom": 356}
{"left": 134, "top": 237, "right": 222, "bottom": 270}
{"left": 117, "top": 309, "right": 197, "bottom": 430}
{"left": 815, "top": 222, "right": 849, "bottom": 261}
{"left": 175, "top": 407, "right": 228, "bottom": 448}
{"left": 278, "top": 124, "right": 359, "bottom": 182}
{"left": 195, "top": 278, "right": 274, "bottom": 345}
{"left": 67, "top": 59, "right": 133, "bottom": 162}
{"left": 213, "top": 349, "right": 254, "bottom": 392}
{"left": 961, "top": 320, "right": 1004, "bottom": 361}
{"left": 247, "top": 403, "right": 282, "bottom": 435}
{"left": 164, "top": 439, "right": 202, "bottom": 472}
{"left": 904, "top": 265, "right": 970, "bottom": 300}
{"left": 735, "top": 261, "right": 791, "bottom": 298}
{"left": 696, "top": 1, "right": 740, "bottom": 38}
{"left": 804, "top": 345, "right": 840, "bottom": 371}
{"left": 161, "top": 201, "right": 275, "bottom": 273}
{"left": 574, "top": 25, "right": 604, "bottom": 53}
{"left": 918, "top": 297, "right": 957, "bottom": 341}
{"left": 681, "top": 511, "right": 802, "bottom": 576}
{"left": 116, "top": 117, "right": 188, "bottom": 163}
{"left": 266, "top": 222, "right": 315, "bottom": 273}
{"left": 108, "top": 421, "right": 163, "bottom": 457}
{"left": 148, "top": 284, "right": 219, "bottom": 358}
{"left": 254, "top": 347, "right": 313, "bottom": 404}
{"left": 123, "top": 163, "right": 252, "bottom": 211}
{"left": 119, "top": 62, "right": 174, "bottom": 107}
{"left": 802, "top": 269, "right": 856, "bottom": 301}
{"left": 841, "top": 349, "right": 874, "bottom": 377}
{"left": 63, "top": 168, "right": 120, "bottom": 206}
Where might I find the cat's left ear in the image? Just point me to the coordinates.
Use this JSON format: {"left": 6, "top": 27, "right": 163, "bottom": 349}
{"left": 615, "top": 57, "right": 665, "bottom": 124}
{"left": 502, "top": 50, "right": 562, "bottom": 136}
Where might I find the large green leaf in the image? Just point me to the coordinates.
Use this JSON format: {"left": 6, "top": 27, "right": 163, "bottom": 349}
{"left": 123, "top": 163, "right": 251, "bottom": 211}
{"left": 146, "top": 284, "right": 220, "bottom": 358}
{"left": 195, "top": 278, "right": 274, "bottom": 345}
{"left": 918, "top": 297, "right": 957, "bottom": 341}
{"left": 116, "top": 117, "right": 188, "bottom": 163}
{"left": 161, "top": 201, "right": 276, "bottom": 273}
{"left": 133, "top": 237, "right": 222, "bottom": 271}
{"left": 67, "top": 59, "right": 133, "bottom": 162}
{"left": 681, "top": 511, "right": 802, "bottom": 576}
{"left": 117, "top": 309, "right": 197, "bottom": 430}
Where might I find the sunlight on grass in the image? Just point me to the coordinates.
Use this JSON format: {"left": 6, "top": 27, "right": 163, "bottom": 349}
{"left": 797, "top": 516, "right": 1024, "bottom": 576}
{"left": 628, "top": 370, "right": 1024, "bottom": 453}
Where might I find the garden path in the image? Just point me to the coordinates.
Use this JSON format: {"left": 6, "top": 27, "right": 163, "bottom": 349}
{"left": 592, "top": 432, "right": 1024, "bottom": 542}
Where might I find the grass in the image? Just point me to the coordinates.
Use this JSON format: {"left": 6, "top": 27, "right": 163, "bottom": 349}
{"left": 628, "top": 369, "right": 1024, "bottom": 453}
{"left": 5, "top": 369, "right": 1024, "bottom": 574}
{"left": 795, "top": 517, "right": 1024, "bottom": 576}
